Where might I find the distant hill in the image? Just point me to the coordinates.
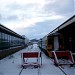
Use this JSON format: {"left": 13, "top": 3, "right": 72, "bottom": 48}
{"left": 30, "top": 39, "right": 39, "bottom": 43}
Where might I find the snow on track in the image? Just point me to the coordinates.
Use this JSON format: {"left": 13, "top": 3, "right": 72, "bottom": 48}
{"left": 0, "top": 44, "right": 75, "bottom": 75}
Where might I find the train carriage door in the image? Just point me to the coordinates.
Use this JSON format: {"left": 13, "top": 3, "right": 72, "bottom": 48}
{"left": 69, "top": 37, "right": 75, "bottom": 53}
{"left": 47, "top": 35, "right": 53, "bottom": 50}
{"left": 59, "top": 34, "right": 64, "bottom": 50}
{"left": 54, "top": 36, "right": 59, "bottom": 51}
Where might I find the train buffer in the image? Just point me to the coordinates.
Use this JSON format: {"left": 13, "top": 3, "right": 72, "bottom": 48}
{"left": 21, "top": 51, "right": 42, "bottom": 68}
{"left": 52, "top": 51, "right": 74, "bottom": 66}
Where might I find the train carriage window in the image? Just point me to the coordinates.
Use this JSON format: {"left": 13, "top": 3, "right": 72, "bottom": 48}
{"left": 5, "top": 33, "right": 7, "bottom": 40}
{"left": 2, "top": 32, "right": 4, "bottom": 40}
{"left": 13, "top": 36, "right": 15, "bottom": 46}
{"left": 47, "top": 36, "right": 53, "bottom": 45}
{"left": 47, "top": 35, "right": 53, "bottom": 50}
{"left": 7, "top": 34, "right": 10, "bottom": 48}
{"left": 12, "top": 36, "right": 14, "bottom": 47}
{"left": 0, "top": 32, "right": 1, "bottom": 39}
{"left": 0, "top": 32, "right": 1, "bottom": 50}
{"left": 4, "top": 33, "right": 8, "bottom": 49}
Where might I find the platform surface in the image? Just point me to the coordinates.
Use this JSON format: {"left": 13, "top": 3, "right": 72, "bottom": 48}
{"left": 0, "top": 44, "right": 75, "bottom": 75}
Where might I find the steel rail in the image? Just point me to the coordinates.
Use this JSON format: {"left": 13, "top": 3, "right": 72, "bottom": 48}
{"left": 58, "top": 66, "right": 68, "bottom": 75}
{"left": 19, "top": 67, "right": 23, "bottom": 75}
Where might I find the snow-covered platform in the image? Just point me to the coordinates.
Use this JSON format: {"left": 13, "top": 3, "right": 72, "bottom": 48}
{"left": 0, "top": 44, "right": 75, "bottom": 75}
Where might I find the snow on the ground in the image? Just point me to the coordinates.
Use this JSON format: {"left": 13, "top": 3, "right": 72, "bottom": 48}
{"left": 0, "top": 44, "right": 75, "bottom": 75}
{"left": 60, "top": 65, "right": 75, "bottom": 75}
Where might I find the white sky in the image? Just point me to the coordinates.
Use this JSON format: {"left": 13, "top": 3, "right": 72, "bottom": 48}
{"left": 0, "top": 0, "right": 74, "bottom": 39}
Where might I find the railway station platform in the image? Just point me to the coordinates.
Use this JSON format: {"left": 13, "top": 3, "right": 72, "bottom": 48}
{"left": 0, "top": 44, "right": 75, "bottom": 75}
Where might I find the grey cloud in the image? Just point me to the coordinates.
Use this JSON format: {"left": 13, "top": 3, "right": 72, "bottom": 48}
{"left": 0, "top": 2, "right": 40, "bottom": 23}
{"left": 18, "top": 19, "right": 66, "bottom": 39}
{"left": 7, "top": 15, "right": 18, "bottom": 20}
{"left": 0, "top": 14, "right": 19, "bottom": 21}
{"left": 6, "top": 3, "right": 40, "bottom": 19}
{"left": 7, "top": 3, "right": 24, "bottom": 10}
{"left": 7, "top": 3, "right": 39, "bottom": 11}
{"left": 43, "top": 0, "right": 74, "bottom": 16}
{"left": 0, "top": 15, "right": 2, "bottom": 20}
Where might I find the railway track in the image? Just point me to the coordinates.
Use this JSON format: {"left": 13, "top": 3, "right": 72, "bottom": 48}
{"left": 19, "top": 68, "right": 23, "bottom": 75}
{"left": 49, "top": 58, "right": 69, "bottom": 75}
{"left": 18, "top": 65, "right": 68, "bottom": 75}
{"left": 18, "top": 66, "right": 41, "bottom": 75}
{"left": 19, "top": 46, "right": 41, "bottom": 75}
{"left": 19, "top": 46, "right": 69, "bottom": 75}
{"left": 18, "top": 61, "right": 68, "bottom": 75}
{"left": 58, "top": 66, "right": 68, "bottom": 75}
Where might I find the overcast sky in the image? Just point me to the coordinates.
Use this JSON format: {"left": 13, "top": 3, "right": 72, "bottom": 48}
{"left": 0, "top": 0, "right": 74, "bottom": 40}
